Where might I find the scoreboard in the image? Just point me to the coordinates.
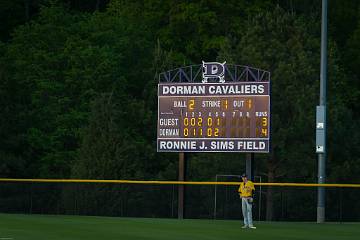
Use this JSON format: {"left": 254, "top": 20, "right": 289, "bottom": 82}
{"left": 157, "top": 82, "right": 270, "bottom": 152}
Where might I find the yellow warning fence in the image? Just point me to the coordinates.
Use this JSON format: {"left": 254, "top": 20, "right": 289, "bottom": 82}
{"left": 1, "top": 178, "right": 360, "bottom": 188}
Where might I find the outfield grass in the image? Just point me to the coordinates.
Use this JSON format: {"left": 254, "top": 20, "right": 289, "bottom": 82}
{"left": 0, "top": 213, "right": 359, "bottom": 240}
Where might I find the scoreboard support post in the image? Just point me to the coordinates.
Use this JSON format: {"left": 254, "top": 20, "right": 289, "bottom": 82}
{"left": 246, "top": 153, "right": 254, "bottom": 181}
{"left": 178, "top": 152, "right": 186, "bottom": 219}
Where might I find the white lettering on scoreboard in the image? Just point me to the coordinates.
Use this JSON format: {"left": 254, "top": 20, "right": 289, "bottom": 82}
{"left": 158, "top": 140, "right": 268, "bottom": 152}
{"left": 161, "top": 84, "right": 266, "bottom": 96}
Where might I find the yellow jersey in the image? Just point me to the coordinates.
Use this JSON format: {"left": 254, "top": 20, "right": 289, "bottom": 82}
{"left": 238, "top": 180, "right": 255, "bottom": 198}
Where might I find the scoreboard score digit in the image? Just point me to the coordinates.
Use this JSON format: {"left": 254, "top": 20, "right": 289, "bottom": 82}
{"left": 157, "top": 82, "right": 270, "bottom": 152}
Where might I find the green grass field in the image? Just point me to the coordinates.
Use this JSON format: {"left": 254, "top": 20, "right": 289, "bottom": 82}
{"left": 0, "top": 213, "right": 359, "bottom": 240}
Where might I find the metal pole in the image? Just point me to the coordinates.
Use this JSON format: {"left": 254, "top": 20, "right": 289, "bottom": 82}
{"left": 225, "top": 184, "right": 228, "bottom": 218}
{"left": 214, "top": 175, "right": 218, "bottom": 219}
{"left": 29, "top": 183, "right": 33, "bottom": 214}
{"left": 171, "top": 184, "right": 175, "bottom": 218}
{"left": 317, "top": 0, "right": 327, "bottom": 223}
{"left": 339, "top": 188, "right": 343, "bottom": 223}
{"left": 246, "top": 153, "right": 254, "bottom": 181}
{"left": 281, "top": 188, "right": 284, "bottom": 221}
{"left": 213, "top": 174, "right": 241, "bottom": 220}
{"left": 178, "top": 152, "right": 185, "bottom": 219}
{"left": 259, "top": 176, "right": 262, "bottom": 221}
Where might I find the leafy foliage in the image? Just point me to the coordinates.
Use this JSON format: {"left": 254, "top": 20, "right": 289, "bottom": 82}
{"left": 1, "top": 0, "right": 360, "bottom": 220}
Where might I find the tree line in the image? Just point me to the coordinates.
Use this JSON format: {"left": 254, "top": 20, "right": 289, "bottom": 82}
{"left": 1, "top": 0, "right": 360, "bottom": 220}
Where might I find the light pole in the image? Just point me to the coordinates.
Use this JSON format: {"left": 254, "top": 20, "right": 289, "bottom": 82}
{"left": 317, "top": 0, "right": 327, "bottom": 223}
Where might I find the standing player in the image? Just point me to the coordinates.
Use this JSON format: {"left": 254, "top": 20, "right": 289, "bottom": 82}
{"left": 238, "top": 173, "right": 256, "bottom": 229}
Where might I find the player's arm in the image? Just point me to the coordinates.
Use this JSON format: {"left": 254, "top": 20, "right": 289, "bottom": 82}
{"left": 250, "top": 182, "right": 255, "bottom": 200}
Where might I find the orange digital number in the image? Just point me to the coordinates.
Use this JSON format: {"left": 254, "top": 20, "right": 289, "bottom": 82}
{"left": 262, "top": 128, "right": 267, "bottom": 136}
{"left": 207, "top": 118, "right": 213, "bottom": 127}
{"left": 262, "top": 117, "right": 267, "bottom": 127}
{"left": 184, "top": 128, "right": 189, "bottom": 137}
{"left": 207, "top": 128, "right": 212, "bottom": 136}
{"left": 198, "top": 117, "right": 203, "bottom": 126}
{"left": 190, "top": 118, "right": 196, "bottom": 126}
{"left": 184, "top": 118, "right": 189, "bottom": 126}
{"left": 188, "top": 99, "right": 195, "bottom": 110}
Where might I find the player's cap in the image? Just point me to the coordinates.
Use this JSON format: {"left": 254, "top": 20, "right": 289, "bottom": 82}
{"left": 241, "top": 173, "right": 247, "bottom": 178}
